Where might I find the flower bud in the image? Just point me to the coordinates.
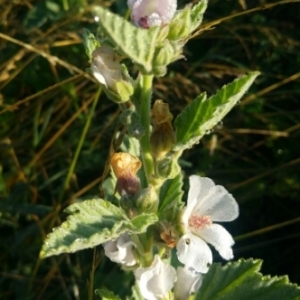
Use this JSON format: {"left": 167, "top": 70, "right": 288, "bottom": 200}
{"left": 111, "top": 152, "right": 141, "bottom": 196}
{"left": 103, "top": 233, "right": 138, "bottom": 267}
{"left": 167, "top": 6, "right": 191, "bottom": 40}
{"left": 91, "top": 46, "right": 133, "bottom": 103}
{"left": 155, "top": 156, "right": 180, "bottom": 179}
{"left": 135, "top": 185, "right": 158, "bottom": 214}
{"left": 150, "top": 100, "right": 175, "bottom": 159}
{"left": 128, "top": 0, "right": 177, "bottom": 28}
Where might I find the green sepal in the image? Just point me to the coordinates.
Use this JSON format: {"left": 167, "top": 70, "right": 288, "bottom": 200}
{"left": 93, "top": 6, "right": 160, "bottom": 73}
{"left": 167, "top": 0, "right": 208, "bottom": 41}
{"left": 190, "top": 0, "right": 208, "bottom": 32}
{"left": 167, "top": 5, "right": 191, "bottom": 40}
{"left": 173, "top": 72, "right": 260, "bottom": 151}
{"left": 40, "top": 199, "right": 158, "bottom": 258}
{"left": 82, "top": 28, "right": 100, "bottom": 60}
{"left": 195, "top": 259, "right": 300, "bottom": 300}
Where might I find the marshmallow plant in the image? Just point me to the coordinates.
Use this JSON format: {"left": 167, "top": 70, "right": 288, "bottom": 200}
{"left": 40, "top": 1, "right": 300, "bottom": 299}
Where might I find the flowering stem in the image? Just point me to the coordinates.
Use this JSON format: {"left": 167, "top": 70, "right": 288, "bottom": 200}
{"left": 139, "top": 74, "right": 154, "bottom": 184}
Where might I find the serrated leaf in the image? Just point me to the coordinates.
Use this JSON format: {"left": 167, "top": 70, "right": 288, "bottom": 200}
{"left": 93, "top": 6, "right": 160, "bottom": 73}
{"left": 190, "top": 0, "right": 208, "bottom": 32}
{"left": 159, "top": 173, "right": 184, "bottom": 215}
{"left": 195, "top": 259, "right": 300, "bottom": 300}
{"left": 174, "top": 72, "right": 260, "bottom": 151}
{"left": 40, "top": 199, "right": 158, "bottom": 258}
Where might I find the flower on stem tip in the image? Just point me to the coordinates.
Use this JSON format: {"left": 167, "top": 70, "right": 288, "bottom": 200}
{"left": 135, "top": 255, "right": 176, "bottom": 300}
{"left": 128, "top": 0, "right": 177, "bottom": 28}
{"left": 103, "top": 233, "right": 137, "bottom": 267}
{"left": 176, "top": 175, "right": 239, "bottom": 273}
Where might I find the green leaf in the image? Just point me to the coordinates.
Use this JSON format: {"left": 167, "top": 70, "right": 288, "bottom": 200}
{"left": 190, "top": 0, "right": 208, "bottom": 32}
{"left": 195, "top": 259, "right": 300, "bottom": 300}
{"left": 93, "top": 6, "right": 160, "bottom": 73}
{"left": 40, "top": 199, "right": 158, "bottom": 258}
{"left": 158, "top": 173, "right": 184, "bottom": 221}
{"left": 174, "top": 72, "right": 260, "bottom": 151}
{"left": 95, "top": 288, "right": 121, "bottom": 300}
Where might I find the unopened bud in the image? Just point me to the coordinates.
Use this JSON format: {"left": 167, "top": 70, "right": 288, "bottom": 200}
{"left": 111, "top": 153, "right": 141, "bottom": 196}
{"left": 135, "top": 185, "right": 158, "bottom": 213}
{"left": 155, "top": 156, "right": 180, "bottom": 179}
{"left": 150, "top": 100, "right": 175, "bottom": 159}
{"left": 167, "top": 6, "right": 191, "bottom": 40}
{"left": 91, "top": 46, "right": 133, "bottom": 103}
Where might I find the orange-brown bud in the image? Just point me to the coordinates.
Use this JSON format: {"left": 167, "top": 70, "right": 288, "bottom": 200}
{"left": 150, "top": 100, "right": 175, "bottom": 159}
{"left": 111, "top": 152, "right": 142, "bottom": 196}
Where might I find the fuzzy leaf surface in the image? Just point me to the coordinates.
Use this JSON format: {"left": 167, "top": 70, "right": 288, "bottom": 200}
{"left": 40, "top": 199, "right": 158, "bottom": 258}
{"left": 195, "top": 259, "right": 300, "bottom": 300}
{"left": 174, "top": 72, "right": 260, "bottom": 151}
{"left": 190, "top": 0, "right": 208, "bottom": 32}
{"left": 93, "top": 6, "right": 159, "bottom": 73}
{"left": 158, "top": 173, "right": 184, "bottom": 222}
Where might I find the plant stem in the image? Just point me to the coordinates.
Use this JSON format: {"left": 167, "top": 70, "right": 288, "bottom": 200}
{"left": 139, "top": 74, "right": 154, "bottom": 184}
{"left": 59, "top": 87, "right": 101, "bottom": 202}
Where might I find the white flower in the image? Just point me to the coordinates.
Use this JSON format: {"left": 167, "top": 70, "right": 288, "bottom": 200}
{"left": 91, "top": 46, "right": 123, "bottom": 88}
{"left": 103, "top": 233, "right": 137, "bottom": 267}
{"left": 134, "top": 255, "right": 176, "bottom": 300}
{"left": 127, "top": 0, "right": 177, "bottom": 28}
{"left": 174, "top": 267, "right": 202, "bottom": 300}
{"left": 176, "top": 175, "right": 239, "bottom": 273}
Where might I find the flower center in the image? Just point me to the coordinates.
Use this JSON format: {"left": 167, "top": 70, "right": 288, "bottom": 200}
{"left": 188, "top": 214, "right": 212, "bottom": 230}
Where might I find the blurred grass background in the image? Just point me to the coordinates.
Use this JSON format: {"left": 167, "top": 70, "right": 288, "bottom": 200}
{"left": 0, "top": 0, "right": 300, "bottom": 299}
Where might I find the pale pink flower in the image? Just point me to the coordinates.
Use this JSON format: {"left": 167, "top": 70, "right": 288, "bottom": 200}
{"left": 127, "top": 0, "right": 177, "bottom": 28}
{"left": 176, "top": 175, "right": 239, "bottom": 273}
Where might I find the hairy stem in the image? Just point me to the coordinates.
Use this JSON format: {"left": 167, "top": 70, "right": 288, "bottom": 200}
{"left": 139, "top": 74, "right": 154, "bottom": 184}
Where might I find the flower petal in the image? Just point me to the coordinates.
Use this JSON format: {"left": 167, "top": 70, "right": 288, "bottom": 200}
{"left": 174, "top": 267, "right": 202, "bottom": 300}
{"left": 129, "top": 0, "right": 177, "bottom": 28}
{"left": 197, "top": 224, "right": 235, "bottom": 260}
{"left": 135, "top": 255, "right": 176, "bottom": 300}
{"left": 176, "top": 233, "right": 212, "bottom": 273}
{"left": 103, "top": 233, "right": 137, "bottom": 266}
{"left": 182, "top": 176, "right": 214, "bottom": 225}
{"left": 187, "top": 176, "right": 215, "bottom": 208}
{"left": 193, "top": 184, "right": 239, "bottom": 222}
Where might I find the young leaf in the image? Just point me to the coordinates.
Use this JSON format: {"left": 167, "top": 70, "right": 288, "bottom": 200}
{"left": 93, "top": 6, "right": 160, "bottom": 73}
{"left": 158, "top": 173, "right": 184, "bottom": 221}
{"left": 40, "top": 199, "right": 158, "bottom": 258}
{"left": 173, "top": 72, "right": 260, "bottom": 151}
{"left": 190, "top": 0, "right": 208, "bottom": 32}
{"left": 195, "top": 259, "right": 300, "bottom": 300}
